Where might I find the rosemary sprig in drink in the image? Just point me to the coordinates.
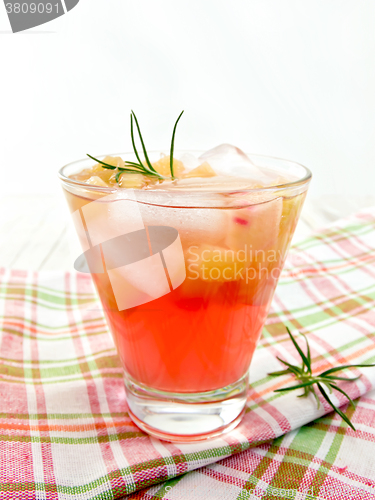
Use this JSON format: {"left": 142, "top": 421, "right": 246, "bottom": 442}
{"left": 269, "top": 327, "right": 375, "bottom": 430}
{"left": 86, "top": 110, "right": 184, "bottom": 185}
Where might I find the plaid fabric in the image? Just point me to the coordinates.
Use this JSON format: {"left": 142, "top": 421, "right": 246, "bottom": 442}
{"left": 1, "top": 209, "right": 375, "bottom": 500}
{"left": 129, "top": 389, "right": 375, "bottom": 500}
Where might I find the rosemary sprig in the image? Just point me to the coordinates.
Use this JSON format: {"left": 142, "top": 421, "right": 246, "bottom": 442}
{"left": 86, "top": 110, "right": 184, "bottom": 184}
{"left": 86, "top": 154, "right": 155, "bottom": 176}
{"left": 269, "top": 327, "right": 375, "bottom": 430}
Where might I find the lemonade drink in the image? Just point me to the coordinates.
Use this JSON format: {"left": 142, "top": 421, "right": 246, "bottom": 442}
{"left": 60, "top": 149, "right": 310, "bottom": 440}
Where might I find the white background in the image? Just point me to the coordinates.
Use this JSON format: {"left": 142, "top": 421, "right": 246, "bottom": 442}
{"left": 0, "top": 0, "right": 374, "bottom": 198}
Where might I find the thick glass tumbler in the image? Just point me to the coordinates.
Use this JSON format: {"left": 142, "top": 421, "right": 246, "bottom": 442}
{"left": 59, "top": 152, "right": 311, "bottom": 442}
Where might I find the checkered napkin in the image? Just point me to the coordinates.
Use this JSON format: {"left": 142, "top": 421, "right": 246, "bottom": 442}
{"left": 1, "top": 209, "right": 375, "bottom": 500}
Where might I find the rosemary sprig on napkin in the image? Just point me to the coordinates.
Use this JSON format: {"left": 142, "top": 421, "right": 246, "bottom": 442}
{"left": 269, "top": 327, "right": 375, "bottom": 430}
{"left": 87, "top": 110, "right": 184, "bottom": 184}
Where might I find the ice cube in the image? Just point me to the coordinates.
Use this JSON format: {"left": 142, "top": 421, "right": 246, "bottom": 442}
{"left": 107, "top": 253, "right": 170, "bottom": 310}
{"left": 138, "top": 203, "right": 228, "bottom": 248}
{"left": 200, "top": 143, "right": 255, "bottom": 166}
{"left": 177, "top": 152, "right": 201, "bottom": 171}
{"left": 80, "top": 191, "right": 144, "bottom": 246}
{"left": 199, "top": 144, "right": 278, "bottom": 185}
{"left": 225, "top": 197, "right": 283, "bottom": 252}
{"left": 183, "top": 162, "right": 216, "bottom": 178}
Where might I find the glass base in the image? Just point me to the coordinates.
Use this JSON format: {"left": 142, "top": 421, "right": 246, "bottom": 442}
{"left": 125, "top": 374, "right": 248, "bottom": 442}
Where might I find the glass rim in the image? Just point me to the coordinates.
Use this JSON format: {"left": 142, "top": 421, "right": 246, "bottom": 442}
{"left": 58, "top": 150, "right": 312, "bottom": 195}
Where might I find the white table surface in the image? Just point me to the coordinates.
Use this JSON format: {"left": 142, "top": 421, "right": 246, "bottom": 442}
{"left": 1, "top": 193, "right": 375, "bottom": 271}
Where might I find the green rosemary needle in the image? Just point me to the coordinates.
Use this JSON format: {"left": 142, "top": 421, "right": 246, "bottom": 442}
{"left": 130, "top": 110, "right": 158, "bottom": 175}
{"left": 87, "top": 110, "right": 184, "bottom": 184}
{"left": 269, "top": 327, "right": 375, "bottom": 430}
{"left": 170, "top": 110, "right": 184, "bottom": 180}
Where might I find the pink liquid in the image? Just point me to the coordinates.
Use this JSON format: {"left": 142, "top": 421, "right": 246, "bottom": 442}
{"left": 64, "top": 188, "right": 305, "bottom": 393}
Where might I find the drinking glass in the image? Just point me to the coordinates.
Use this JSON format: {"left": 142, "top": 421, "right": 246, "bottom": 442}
{"left": 59, "top": 151, "right": 311, "bottom": 442}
